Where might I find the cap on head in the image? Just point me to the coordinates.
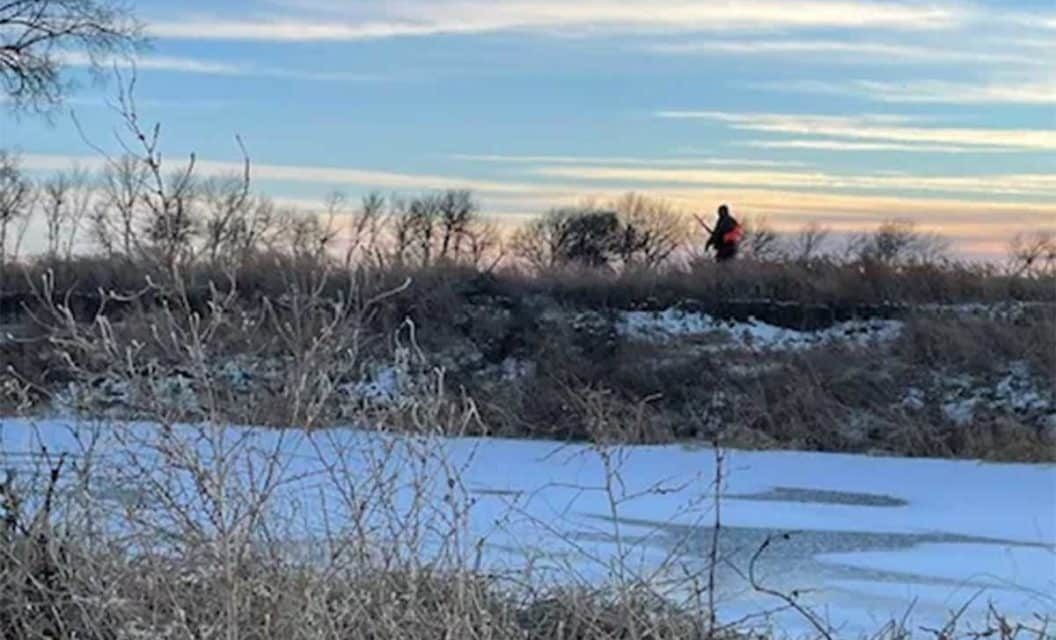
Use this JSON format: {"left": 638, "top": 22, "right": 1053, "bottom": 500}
{"left": 718, "top": 204, "right": 729, "bottom": 216}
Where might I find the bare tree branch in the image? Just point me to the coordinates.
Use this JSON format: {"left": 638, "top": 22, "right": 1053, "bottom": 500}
{"left": 0, "top": 0, "right": 144, "bottom": 114}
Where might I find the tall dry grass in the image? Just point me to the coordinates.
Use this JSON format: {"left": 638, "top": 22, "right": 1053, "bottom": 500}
{"left": 0, "top": 251, "right": 1052, "bottom": 639}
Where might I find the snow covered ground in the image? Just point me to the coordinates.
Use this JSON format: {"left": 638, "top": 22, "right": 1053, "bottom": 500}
{"left": 616, "top": 309, "right": 903, "bottom": 351}
{"left": 929, "top": 361, "right": 1054, "bottom": 428}
{"left": 0, "top": 417, "right": 1052, "bottom": 636}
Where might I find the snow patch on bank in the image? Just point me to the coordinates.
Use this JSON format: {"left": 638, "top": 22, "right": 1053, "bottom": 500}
{"left": 921, "top": 301, "right": 1052, "bottom": 322}
{"left": 937, "top": 361, "right": 1054, "bottom": 427}
{"left": 342, "top": 363, "right": 411, "bottom": 406}
{"left": 617, "top": 309, "right": 903, "bottom": 351}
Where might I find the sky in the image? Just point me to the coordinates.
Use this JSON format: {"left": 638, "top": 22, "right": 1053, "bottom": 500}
{"left": 2, "top": 0, "right": 1054, "bottom": 259}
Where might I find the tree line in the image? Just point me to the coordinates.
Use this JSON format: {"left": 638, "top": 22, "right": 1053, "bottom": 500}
{"left": 4, "top": 144, "right": 1054, "bottom": 280}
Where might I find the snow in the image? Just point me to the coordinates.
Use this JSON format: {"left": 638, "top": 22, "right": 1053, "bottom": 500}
{"left": 994, "top": 363, "right": 1051, "bottom": 413}
{"left": 51, "top": 355, "right": 422, "bottom": 417}
{"left": 345, "top": 363, "right": 408, "bottom": 405}
{"left": 617, "top": 309, "right": 903, "bottom": 351}
{"left": 921, "top": 301, "right": 1053, "bottom": 323}
{"left": 935, "top": 362, "right": 1054, "bottom": 427}
{"left": 0, "top": 417, "right": 1053, "bottom": 636}
{"left": 942, "top": 399, "right": 978, "bottom": 427}
{"left": 901, "top": 387, "right": 927, "bottom": 412}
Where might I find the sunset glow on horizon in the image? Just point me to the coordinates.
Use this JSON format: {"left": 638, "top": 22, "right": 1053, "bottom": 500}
{"left": 3, "top": 0, "right": 1053, "bottom": 260}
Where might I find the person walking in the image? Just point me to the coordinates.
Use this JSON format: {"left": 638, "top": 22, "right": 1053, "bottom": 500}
{"left": 701, "top": 204, "right": 742, "bottom": 263}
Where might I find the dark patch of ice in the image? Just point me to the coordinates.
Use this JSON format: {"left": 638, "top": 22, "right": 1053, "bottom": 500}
{"left": 575, "top": 515, "right": 1053, "bottom": 598}
{"left": 726, "top": 485, "right": 907, "bottom": 507}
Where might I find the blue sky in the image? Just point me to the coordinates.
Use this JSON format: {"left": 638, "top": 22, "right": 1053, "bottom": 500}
{"left": 3, "top": 0, "right": 1054, "bottom": 257}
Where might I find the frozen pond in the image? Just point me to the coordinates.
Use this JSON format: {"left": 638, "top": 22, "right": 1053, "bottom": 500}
{"left": 2, "top": 417, "right": 1053, "bottom": 636}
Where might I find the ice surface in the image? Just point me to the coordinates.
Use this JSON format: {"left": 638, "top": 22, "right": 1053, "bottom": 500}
{"left": 1, "top": 418, "right": 1052, "bottom": 636}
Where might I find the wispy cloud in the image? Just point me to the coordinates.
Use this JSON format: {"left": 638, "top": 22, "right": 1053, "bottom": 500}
{"left": 739, "top": 139, "right": 1005, "bottom": 153}
{"left": 1009, "top": 13, "right": 1056, "bottom": 30}
{"left": 18, "top": 154, "right": 572, "bottom": 197}
{"left": 450, "top": 153, "right": 809, "bottom": 168}
{"left": 532, "top": 165, "right": 1056, "bottom": 199}
{"left": 58, "top": 51, "right": 379, "bottom": 82}
{"left": 60, "top": 51, "right": 247, "bottom": 76}
{"left": 753, "top": 77, "right": 1056, "bottom": 105}
{"left": 27, "top": 153, "right": 1055, "bottom": 204}
{"left": 130, "top": 56, "right": 248, "bottom": 76}
{"left": 148, "top": 20, "right": 456, "bottom": 42}
{"left": 149, "top": 0, "right": 962, "bottom": 42}
{"left": 657, "top": 111, "right": 1056, "bottom": 151}
{"left": 204, "top": 161, "right": 549, "bottom": 194}
{"left": 644, "top": 39, "right": 1038, "bottom": 66}
{"left": 855, "top": 79, "right": 1056, "bottom": 105}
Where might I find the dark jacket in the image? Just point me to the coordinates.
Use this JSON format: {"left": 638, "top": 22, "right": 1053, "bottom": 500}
{"left": 705, "top": 214, "right": 740, "bottom": 261}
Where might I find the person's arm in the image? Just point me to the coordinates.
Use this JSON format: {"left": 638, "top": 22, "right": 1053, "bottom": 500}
{"left": 697, "top": 214, "right": 716, "bottom": 250}
{"left": 705, "top": 227, "right": 721, "bottom": 250}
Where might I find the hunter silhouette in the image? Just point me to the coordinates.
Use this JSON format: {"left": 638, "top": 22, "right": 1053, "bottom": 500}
{"left": 701, "top": 204, "right": 742, "bottom": 263}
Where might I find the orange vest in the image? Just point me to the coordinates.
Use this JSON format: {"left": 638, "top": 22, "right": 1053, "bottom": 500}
{"left": 723, "top": 223, "right": 743, "bottom": 245}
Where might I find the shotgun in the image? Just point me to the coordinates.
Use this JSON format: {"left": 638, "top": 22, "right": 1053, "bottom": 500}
{"left": 694, "top": 214, "right": 713, "bottom": 234}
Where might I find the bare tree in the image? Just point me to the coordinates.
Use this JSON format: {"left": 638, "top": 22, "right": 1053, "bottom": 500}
{"left": 91, "top": 153, "right": 146, "bottom": 257}
{"left": 238, "top": 196, "right": 285, "bottom": 255}
{"left": 511, "top": 206, "right": 623, "bottom": 270}
{"left": 383, "top": 190, "right": 484, "bottom": 267}
{"left": 437, "top": 189, "right": 477, "bottom": 262}
{"left": 852, "top": 219, "right": 949, "bottom": 266}
{"left": 40, "top": 173, "right": 69, "bottom": 258}
{"left": 195, "top": 146, "right": 288, "bottom": 267}
{"left": 278, "top": 206, "right": 339, "bottom": 261}
{"left": 739, "top": 215, "right": 782, "bottom": 262}
{"left": 789, "top": 221, "right": 831, "bottom": 263}
{"left": 463, "top": 219, "right": 504, "bottom": 270}
{"left": 39, "top": 168, "right": 92, "bottom": 259}
{"left": 344, "top": 191, "right": 386, "bottom": 267}
{"left": 0, "top": 0, "right": 144, "bottom": 113}
{"left": 1008, "top": 231, "right": 1056, "bottom": 277}
{"left": 610, "top": 192, "right": 690, "bottom": 268}
{"left": 199, "top": 172, "right": 252, "bottom": 265}
{"left": 143, "top": 167, "right": 199, "bottom": 269}
{"left": 513, "top": 195, "right": 691, "bottom": 271}
{"left": 0, "top": 151, "right": 33, "bottom": 289}
{"left": 87, "top": 201, "right": 113, "bottom": 257}
{"left": 388, "top": 196, "right": 413, "bottom": 266}
{"left": 511, "top": 207, "right": 588, "bottom": 270}
{"left": 77, "top": 71, "right": 249, "bottom": 272}
{"left": 407, "top": 193, "right": 441, "bottom": 266}
{"left": 510, "top": 212, "right": 559, "bottom": 270}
